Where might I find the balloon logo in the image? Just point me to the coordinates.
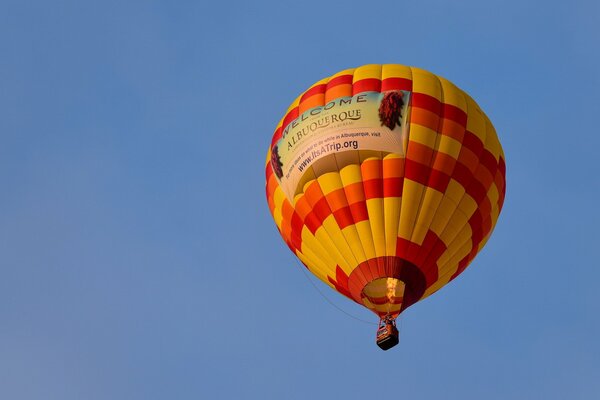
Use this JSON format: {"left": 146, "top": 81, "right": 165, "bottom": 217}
{"left": 265, "top": 64, "right": 506, "bottom": 350}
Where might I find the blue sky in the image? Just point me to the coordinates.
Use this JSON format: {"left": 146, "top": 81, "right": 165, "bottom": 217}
{"left": 1, "top": 1, "right": 599, "bottom": 399}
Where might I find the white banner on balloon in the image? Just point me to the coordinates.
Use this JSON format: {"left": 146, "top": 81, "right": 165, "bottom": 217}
{"left": 270, "top": 91, "right": 411, "bottom": 200}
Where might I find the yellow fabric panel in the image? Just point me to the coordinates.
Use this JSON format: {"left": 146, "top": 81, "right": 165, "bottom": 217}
{"left": 486, "top": 184, "right": 500, "bottom": 210}
{"left": 437, "top": 135, "right": 462, "bottom": 159}
{"left": 429, "top": 195, "right": 458, "bottom": 238}
{"left": 437, "top": 76, "right": 467, "bottom": 112}
{"left": 489, "top": 201, "right": 500, "bottom": 226}
{"left": 300, "top": 226, "right": 337, "bottom": 268}
{"left": 295, "top": 251, "right": 335, "bottom": 290}
{"left": 273, "top": 185, "right": 286, "bottom": 206}
{"left": 354, "top": 220, "right": 377, "bottom": 261}
{"left": 382, "top": 64, "right": 412, "bottom": 80}
{"left": 446, "top": 178, "right": 466, "bottom": 204}
{"left": 384, "top": 197, "right": 401, "bottom": 255}
{"left": 317, "top": 172, "right": 343, "bottom": 195}
{"left": 353, "top": 64, "right": 382, "bottom": 82}
{"left": 339, "top": 163, "right": 363, "bottom": 185}
{"left": 366, "top": 197, "right": 386, "bottom": 258}
{"left": 407, "top": 124, "right": 438, "bottom": 149}
{"left": 302, "top": 228, "right": 352, "bottom": 274}
{"left": 273, "top": 213, "right": 283, "bottom": 232}
{"left": 295, "top": 246, "right": 331, "bottom": 282}
{"left": 423, "top": 238, "right": 473, "bottom": 299}
{"left": 457, "top": 194, "right": 478, "bottom": 219}
{"left": 318, "top": 171, "right": 369, "bottom": 264}
{"left": 465, "top": 94, "right": 486, "bottom": 143}
{"left": 341, "top": 224, "right": 367, "bottom": 264}
{"left": 312, "top": 224, "right": 354, "bottom": 275}
{"left": 442, "top": 239, "right": 473, "bottom": 276}
{"left": 272, "top": 187, "right": 286, "bottom": 229}
{"left": 439, "top": 208, "right": 470, "bottom": 247}
{"left": 437, "top": 224, "right": 472, "bottom": 268}
{"left": 338, "top": 163, "right": 378, "bottom": 260}
{"left": 483, "top": 114, "right": 502, "bottom": 160}
{"left": 410, "top": 67, "right": 442, "bottom": 98}
{"left": 411, "top": 188, "right": 444, "bottom": 245}
{"left": 322, "top": 215, "right": 359, "bottom": 270}
{"left": 398, "top": 180, "right": 425, "bottom": 241}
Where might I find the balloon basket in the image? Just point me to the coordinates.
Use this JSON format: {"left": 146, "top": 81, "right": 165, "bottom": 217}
{"left": 376, "top": 316, "right": 399, "bottom": 350}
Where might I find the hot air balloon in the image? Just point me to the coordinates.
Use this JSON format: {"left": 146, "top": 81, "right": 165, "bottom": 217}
{"left": 265, "top": 64, "right": 506, "bottom": 350}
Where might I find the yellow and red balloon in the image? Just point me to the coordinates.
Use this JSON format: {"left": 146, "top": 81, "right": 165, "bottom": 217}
{"left": 265, "top": 64, "right": 505, "bottom": 328}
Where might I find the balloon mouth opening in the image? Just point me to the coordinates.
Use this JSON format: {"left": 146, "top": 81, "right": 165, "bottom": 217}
{"left": 360, "top": 277, "right": 405, "bottom": 317}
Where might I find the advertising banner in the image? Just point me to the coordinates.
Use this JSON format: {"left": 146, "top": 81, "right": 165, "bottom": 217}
{"left": 270, "top": 91, "right": 411, "bottom": 200}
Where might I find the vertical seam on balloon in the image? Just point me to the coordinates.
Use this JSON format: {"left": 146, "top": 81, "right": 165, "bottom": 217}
{"left": 413, "top": 80, "right": 465, "bottom": 284}
{"left": 350, "top": 66, "right": 384, "bottom": 298}
{"left": 293, "top": 211, "right": 340, "bottom": 280}
{"left": 331, "top": 159, "right": 373, "bottom": 289}
{"left": 417, "top": 87, "right": 476, "bottom": 292}
{"left": 398, "top": 68, "right": 445, "bottom": 303}
{"left": 305, "top": 183, "right": 359, "bottom": 275}
{"left": 402, "top": 68, "right": 446, "bottom": 253}
{"left": 335, "top": 66, "right": 373, "bottom": 299}
{"left": 327, "top": 170, "right": 367, "bottom": 262}
{"left": 426, "top": 98, "right": 490, "bottom": 287}
{"left": 468, "top": 116, "right": 501, "bottom": 253}
{"left": 340, "top": 154, "right": 377, "bottom": 264}
{"left": 449, "top": 99, "right": 492, "bottom": 277}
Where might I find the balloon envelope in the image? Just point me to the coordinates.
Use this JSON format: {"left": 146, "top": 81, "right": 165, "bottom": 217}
{"left": 265, "top": 64, "right": 505, "bottom": 319}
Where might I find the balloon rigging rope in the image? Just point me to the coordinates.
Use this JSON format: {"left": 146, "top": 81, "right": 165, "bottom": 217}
{"left": 292, "top": 257, "right": 377, "bottom": 326}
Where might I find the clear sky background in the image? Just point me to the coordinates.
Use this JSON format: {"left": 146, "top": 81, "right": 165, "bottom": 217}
{"left": 1, "top": 1, "right": 599, "bottom": 399}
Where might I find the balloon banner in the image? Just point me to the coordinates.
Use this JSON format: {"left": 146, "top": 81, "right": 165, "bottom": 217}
{"left": 271, "top": 91, "right": 411, "bottom": 201}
